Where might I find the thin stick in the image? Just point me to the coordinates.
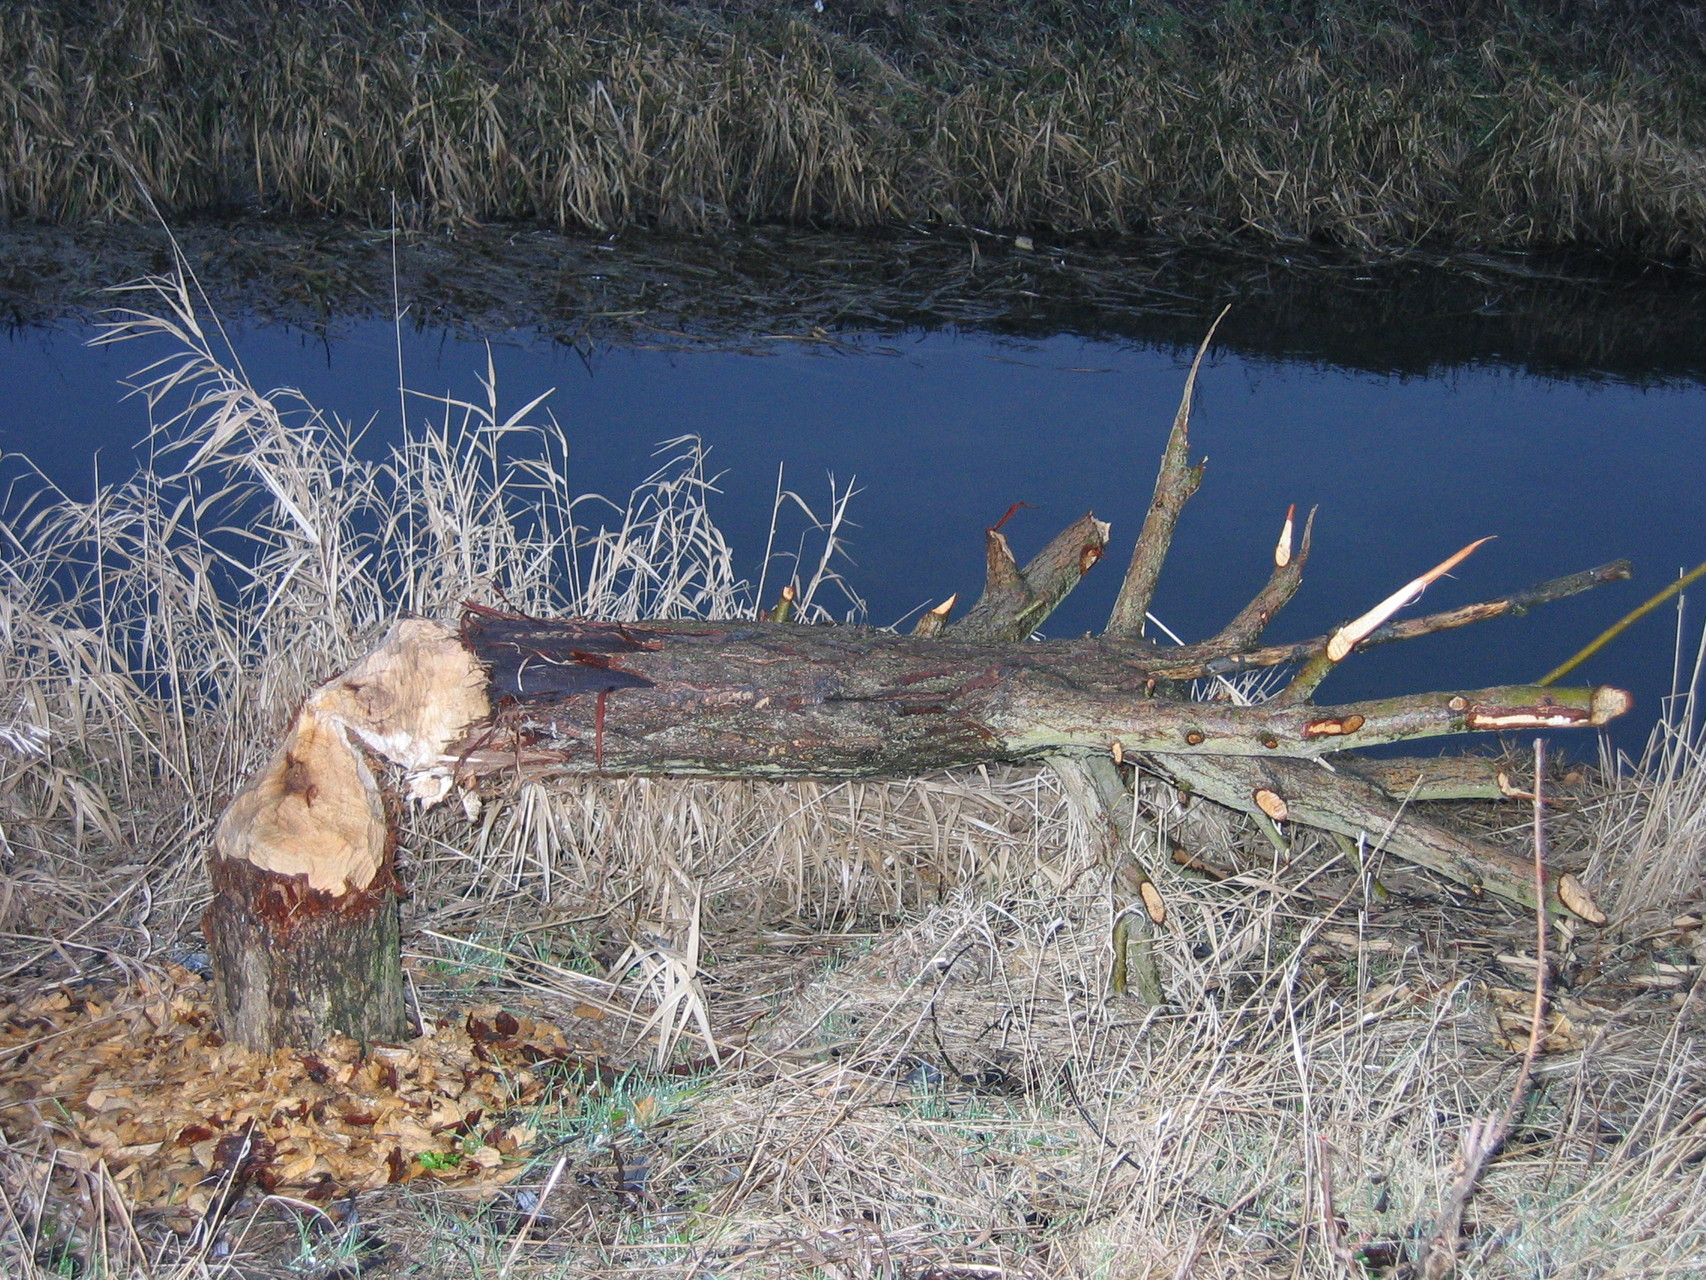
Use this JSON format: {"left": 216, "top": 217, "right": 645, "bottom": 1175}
{"left": 1171, "top": 560, "right": 1632, "bottom": 682}
{"left": 500, "top": 1154, "right": 568, "bottom": 1278}
{"left": 1412, "top": 739, "right": 1551, "bottom": 1280}
{"left": 1276, "top": 537, "right": 1493, "bottom": 704}
{"left": 1525, "top": 740, "right": 1551, "bottom": 1069}
{"left": 1060, "top": 1060, "right": 1143, "bottom": 1176}
{"left": 391, "top": 192, "right": 409, "bottom": 439}
{"left": 754, "top": 461, "right": 786, "bottom": 619}
{"left": 1537, "top": 558, "right": 1706, "bottom": 685}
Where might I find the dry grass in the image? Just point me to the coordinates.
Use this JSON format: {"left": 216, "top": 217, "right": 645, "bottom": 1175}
{"left": 1, "top": 275, "right": 1703, "bottom": 1278}
{"left": 4, "top": 2, "right": 1706, "bottom": 261}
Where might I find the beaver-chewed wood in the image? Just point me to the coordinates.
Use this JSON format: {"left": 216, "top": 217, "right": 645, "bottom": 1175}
{"left": 203, "top": 335, "right": 1640, "bottom": 1052}
{"left": 203, "top": 619, "right": 487, "bottom": 1051}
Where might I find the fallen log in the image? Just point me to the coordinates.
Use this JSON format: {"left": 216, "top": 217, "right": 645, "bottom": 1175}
{"left": 205, "top": 329, "right": 1635, "bottom": 1051}
{"left": 442, "top": 612, "right": 1626, "bottom": 783}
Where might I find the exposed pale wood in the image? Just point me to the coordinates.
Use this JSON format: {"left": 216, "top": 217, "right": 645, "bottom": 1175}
{"left": 214, "top": 705, "right": 389, "bottom": 894}
{"left": 205, "top": 370, "right": 1639, "bottom": 1055}
{"left": 215, "top": 618, "right": 488, "bottom": 889}
{"left": 1276, "top": 538, "right": 1495, "bottom": 704}
{"left": 206, "top": 619, "right": 489, "bottom": 1052}
{"left": 1052, "top": 754, "right": 1165, "bottom": 1003}
{"left": 1340, "top": 756, "right": 1533, "bottom": 802}
{"left": 911, "top": 594, "right": 956, "bottom": 638}
{"left": 1199, "top": 506, "right": 1317, "bottom": 657}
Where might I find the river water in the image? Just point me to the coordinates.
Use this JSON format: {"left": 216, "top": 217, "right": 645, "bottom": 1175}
{"left": 1, "top": 225, "right": 1701, "bottom": 756}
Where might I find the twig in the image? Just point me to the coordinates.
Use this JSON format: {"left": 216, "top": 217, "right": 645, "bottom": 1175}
{"left": 1199, "top": 505, "right": 1317, "bottom": 655}
{"left": 1060, "top": 1060, "right": 1143, "bottom": 1175}
{"left": 1537, "top": 557, "right": 1706, "bottom": 685}
{"left": 499, "top": 1154, "right": 568, "bottom": 1278}
{"left": 1409, "top": 739, "right": 1552, "bottom": 1280}
{"left": 1161, "top": 560, "right": 1632, "bottom": 682}
{"left": 1317, "top": 1134, "right": 1356, "bottom": 1276}
{"left": 1275, "top": 538, "right": 1493, "bottom": 705}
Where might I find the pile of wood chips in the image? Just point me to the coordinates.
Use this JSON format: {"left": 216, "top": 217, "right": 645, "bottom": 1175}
{"left": 0, "top": 964, "right": 582, "bottom": 1213}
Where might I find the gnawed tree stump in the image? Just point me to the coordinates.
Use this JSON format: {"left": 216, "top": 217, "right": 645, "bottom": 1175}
{"left": 206, "top": 333, "right": 1636, "bottom": 1051}
{"left": 205, "top": 621, "right": 487, "bottom": 1050}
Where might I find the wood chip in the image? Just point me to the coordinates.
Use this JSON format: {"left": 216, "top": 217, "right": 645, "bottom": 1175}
{"left": 0, "top": 970, "right": 604, "bottom": 1208}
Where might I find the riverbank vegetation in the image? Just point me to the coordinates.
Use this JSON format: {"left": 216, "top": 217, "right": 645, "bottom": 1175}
{"left": 0, "top": 277, "right": 1703, "bottom": 1276}
{"left": 4, "top": 1, "right": 1706, "bottom": 262}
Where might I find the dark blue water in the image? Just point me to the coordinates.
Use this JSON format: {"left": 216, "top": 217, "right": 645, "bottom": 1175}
{"left": 3, "top": 311, "right": 1701, "bottom": 757}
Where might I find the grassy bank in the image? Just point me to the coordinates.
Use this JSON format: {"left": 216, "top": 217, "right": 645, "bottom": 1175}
{"left": 4, "top": 1, "right": 1706, "bottom": 261}
{"left": 0, "top": 274, "right": 1703, "bottom": 1277}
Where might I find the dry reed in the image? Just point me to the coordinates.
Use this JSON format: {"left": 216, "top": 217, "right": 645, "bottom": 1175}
{"left": 4, "top": 2, "right": 1706, "bottom": 261}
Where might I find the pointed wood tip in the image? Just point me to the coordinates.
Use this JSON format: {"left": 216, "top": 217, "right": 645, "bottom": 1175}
{"left": 1326, "top": 536, "right": 1499, "bottom": 663}
{"left": 1275, "top": 504, "right": 1296, "bottom": 568}
{"left": 913, "top": 594, "right": 959, "bottom": 638}
{"left": 214, "top": 707, "right": 386, "bottom": 895}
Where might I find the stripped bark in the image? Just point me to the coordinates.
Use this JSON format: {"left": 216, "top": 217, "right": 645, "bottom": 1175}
{"left": 1340, "top": 755, "right": 1550, "bottom": 803}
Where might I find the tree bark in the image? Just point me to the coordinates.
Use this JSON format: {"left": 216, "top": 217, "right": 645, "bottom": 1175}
{"left": 1152, "top": 752, "right": 1601, "bottom": 919}
{"left": 206, "top": 586, "right": 1631, "bottom": 1051}
{"left": 205, "top": 848, "right": 406, "bottom": 1052}
{"left": 446, "top": 612, "right": 1628, "bottom": 784}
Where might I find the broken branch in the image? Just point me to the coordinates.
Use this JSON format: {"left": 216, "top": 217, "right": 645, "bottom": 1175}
{"left": 1274, "top": 538, "right": 1494, "bottom": 704}
{"left": 1147, "top": 560, "right": 1632, "bottom": 683}
{"left": 1199, "top": 505, "right": 1318, "bottom": 656}
{"left": 1153, "top": 751, "right": 1601, "bottom": 920}
{"left": 1105, "top": 306, "right": 1228, "bottom": 638}
{"left": 950, "top": 511, "right": 1111, "bottom": 642}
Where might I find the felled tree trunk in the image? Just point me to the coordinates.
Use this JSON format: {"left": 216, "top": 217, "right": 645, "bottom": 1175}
{"left": 450, "top": 615, "right": 1629, "bottom": 781}
{"left": 206, "top": 329, "right": 1636, "bottom": 1051}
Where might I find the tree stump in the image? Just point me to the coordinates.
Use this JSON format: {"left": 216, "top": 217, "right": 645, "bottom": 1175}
{"left": 203, "top": 620, "right": 488, "bottom": 1050}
